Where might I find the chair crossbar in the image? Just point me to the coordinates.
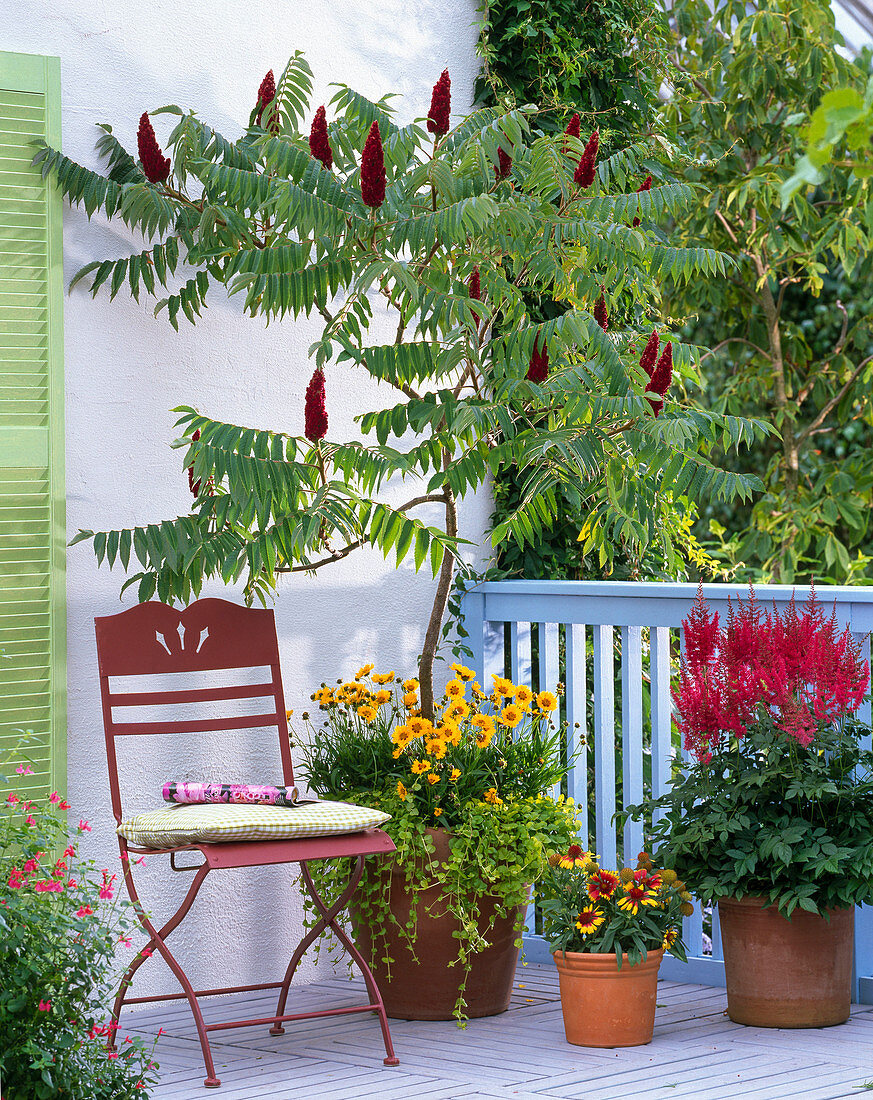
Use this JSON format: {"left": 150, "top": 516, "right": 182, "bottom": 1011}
{"left": 107, "top": 713, "right": 283, "bottom": 736}
{"left": 107, "top": 682, "right": 277, "bottom": 708}
{"left": 120, "top": 980, "right": 286, "bottom": 1006}
{"left": 204, "top": 1003, "right": 384, "bottom": 1033}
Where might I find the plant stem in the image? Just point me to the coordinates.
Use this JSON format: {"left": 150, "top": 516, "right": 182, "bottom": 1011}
{"left": 419, "top": 474, "right": 458, "bottom": 720}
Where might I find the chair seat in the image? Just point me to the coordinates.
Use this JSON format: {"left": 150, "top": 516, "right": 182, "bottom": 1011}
{"left": 197, "top": 829, "right": 397, "bottom": 869}
{"left": 118, "top": 799, "right": 391, "bottom": 849}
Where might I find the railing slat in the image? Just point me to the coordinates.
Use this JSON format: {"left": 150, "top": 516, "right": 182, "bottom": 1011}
{"left": 621, "top": 625, "right": 644, "bottom": 865}
{"left": 592, "top": 624, "right": 617, "bottom": 868}
{"left": 650, "top": 626, "right": 672, "bottom": 825}
{"left": 565, "top": 623, "right": 587, "bottom": 846}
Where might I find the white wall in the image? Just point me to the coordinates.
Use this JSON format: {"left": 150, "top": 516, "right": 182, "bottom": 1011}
{"left": 3, "top": 0, "right": 487, "bottom": 995}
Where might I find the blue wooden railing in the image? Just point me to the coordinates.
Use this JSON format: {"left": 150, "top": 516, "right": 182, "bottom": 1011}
{"left": 460, "top": 580, "right": 873, "bottom": 1003}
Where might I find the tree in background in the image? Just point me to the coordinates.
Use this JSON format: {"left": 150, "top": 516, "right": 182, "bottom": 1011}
{"left": 35, "top": 58, "right": 764, "bottom": 713}
{"left": 666, "top": 0, "right": 873, "bottom": 583}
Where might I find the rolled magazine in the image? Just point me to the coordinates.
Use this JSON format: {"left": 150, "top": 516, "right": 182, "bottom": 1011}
{"left": 162, "top": 781, "right": 318, "bottom": 808}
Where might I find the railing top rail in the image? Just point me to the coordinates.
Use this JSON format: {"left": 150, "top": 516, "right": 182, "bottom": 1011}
{"left": 474, "top": 580, "right": 873, "bottom": 604}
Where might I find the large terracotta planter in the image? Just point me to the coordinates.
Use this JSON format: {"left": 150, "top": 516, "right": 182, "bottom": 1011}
{"left": 553, "top": 948, "right": 664, "bottom": 1047}
{"left": 718, "top": 896, "right": 854, "bottom": 1027}
{"left": 351, "top": 828, "right": 525, "bottom": 1020}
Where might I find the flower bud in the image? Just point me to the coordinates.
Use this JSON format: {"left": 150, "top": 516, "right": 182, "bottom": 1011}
{"left": 361, "top": 121, "right": 387, "bottom": 208}
{"left": 427, "top": 69, "right": 451, "bottom": 136}
{"left": 309, "top": 105, "right": 333, "bottom": 170}
{"left": 593, "top": 289, "right": 608, "bottom": 331}
{"left": 304, "top": 368, "right": 329, "bottom": 441}
{"left": 137, "top": 113, "right": 171, "bottom": 184}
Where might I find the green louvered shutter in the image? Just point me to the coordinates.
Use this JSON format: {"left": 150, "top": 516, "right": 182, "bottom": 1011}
{"left": 0, "top": 52, "right": 65, "bottom": 801}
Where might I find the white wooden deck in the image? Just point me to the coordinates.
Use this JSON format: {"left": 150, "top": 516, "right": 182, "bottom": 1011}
{"left": 125, "top": 964, "right": 873, "bottom": 1100}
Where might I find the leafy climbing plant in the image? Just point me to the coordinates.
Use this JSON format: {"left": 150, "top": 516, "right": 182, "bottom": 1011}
{"left": 35, "top": 53, "right": 765, "bottom": 716}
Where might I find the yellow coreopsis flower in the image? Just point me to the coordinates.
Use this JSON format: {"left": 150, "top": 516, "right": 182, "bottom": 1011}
{"left": 374, "top": 689, "right": 392, "bottom": 705}
{"left": 442, "top": 720, "right": 462, "bottom": 746}
{"left": 403, "top": 690, "right": 418, "bottom": 708}
{"left": 471, "top": 682, "right": 485, "bottom": 697}
{"left": 427, "top": 772, "right": 440, "bottom": 786}
{"left": 407, "top": 715, "right": 433, "bottom": 737}
{"left": 449, "top": 768, "right": 461, "bottom": 781}
{"left": 536, "top": 691, "right": 558, "bottom": 713}
{"left": 357, "top": 704, "right": 377, "bottom": 723}
{"left": 446, "top": 701, "right": 470, "bottom": 720}
{"left": 411, "top": 758, "right": 431, "bottom": 775}
{"left": 396, "top": 781, "right": 408, "bottom": 800}
{"left": 498, "top": 703, "right": 523, "bottom": 728}
{"left": 402, "top": 678, "right": 419, "bottom": 693}
{"left": 356, "top": 664, "right": 374, "bottom": 680}
{"left": 492, "top": 675, "right": 513, "bottom": 697}
{"left": 513, "top": 685, "right": 534, "bottom": 709}
{"left": 483, "top": 787, "right": 503, "bottom": 806}
{"left": 391, "top": 724, "right": 412, "bottom": 747}
{"left": 445, "top": 679, "right": 466, "bottom": 699}
{"left": 433, "top": 806, "right": 443, "bottom": 817}
{"left": 449, "top": 662, "right": 476, "bottom": 681}
{"left": 425, "top": 734, "right": 448, "bottom": 760}
{"left": 372, "top": 671, "right": 395, "bottom": 685}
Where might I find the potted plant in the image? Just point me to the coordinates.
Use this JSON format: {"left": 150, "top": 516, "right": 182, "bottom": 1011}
{"left": 295, "top": 663, "right": 578, "bottom": 1021}
{"left": 633, "top": 586, "right": 873, "bottom": 1028}
{"left": 538, "top": 846, "right": 690, "bottom": 1046}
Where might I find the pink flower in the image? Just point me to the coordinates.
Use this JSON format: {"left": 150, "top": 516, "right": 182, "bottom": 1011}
{"left": 49, "top": 792, "right": 60, "bottom": 804}
{"left": 78, "top": 819, "right": 91, "bottom": 832}
{"left": 76, "top": 905, "right": 93, "bottom": 917}
{"left": 25, "top": 815, "right": 36, "bottom": 827}
{"left": 360, "top": 121, "right": 386, "bottom": 209}
{"left": 64, "top": 846, "right": 76, "bottom": 858}
{"left": 141, "top": 947, "right": 153, "bottom": 957}
{"left": 137, "top": 113, "right": 171, "bottom": 184}
{"left": 7, "top": 793, "right": 19, "bottom": 804}
{"left": 15, "top": 764, "right": 33, "bottom": 776}
{"left": 38, "top": 1000, "right": 52, "bottom": 1012}
{"left": 304, "top": 368, "right": 328, "bottom": 442}
{"left": 426, "top": 69, "right": 451, "bottom": 136}
{"left": 118, "top": 936, "right": 132, "bottom": 948}
{"left": 58, "top": 800, "right": 70, "bottom": 810}
{"left": 8, "top": 871, "right": 23, "bottom": 889}
{"left": 99, "top": 886, "right": 114, "bottom": 900}
{"left": 134, "top": 856, "right": 146, "bottom": 866}
{"left": 309, "top": 105, "right": 333, "bottom": 170}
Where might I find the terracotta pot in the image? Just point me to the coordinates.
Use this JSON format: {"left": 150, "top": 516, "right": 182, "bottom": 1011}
{"left": 553, "top": 948, "right": 664, "bottom": 1047}
{"left": 350, "top": 828, "right": 525, "bottom": 1020}
{"left": 718, "top": 896, "right": 854, "bottom": 1027}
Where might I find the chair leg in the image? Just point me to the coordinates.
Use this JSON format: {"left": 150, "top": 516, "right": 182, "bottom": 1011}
{"left": 271, "top": 857, "right": 399, "bottom": 1067}
{"left": 116, "top": 860, "right": 223, "bottom": 1087}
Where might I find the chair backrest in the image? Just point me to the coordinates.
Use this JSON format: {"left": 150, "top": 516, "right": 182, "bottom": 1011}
{"left": 95, "top": 598, "right": 293, "bottom": 824}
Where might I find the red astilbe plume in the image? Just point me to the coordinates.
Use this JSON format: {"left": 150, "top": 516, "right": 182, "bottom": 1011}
{"left": 675, "top": 585, "right": 870, "bottom": 761}
{"left": 639, "top": 330, "right": 660, "bottom": 378}
{"left": 361, "top": 121, "right": 387, "bottom": 208}
{"left": 525, "top": 337, "right": 549, "bottom": 383}
{"left": 468, "top": 265, "right": 481, "bottom": 328}
{"left": 563, "top": 112, "right": 580, "bottom": 152}
{"left": 574, "top": 129, "right": 599, "bottom": 188}
{"left": 427, "top": 69, "right": 451, "bottom": 136}
{"left": 632, "top": 174, "right": 653, "bottom": 227}
{"left": 593, "top": 288, "right": 608, "bottom": 331}
{"left": 304, "top": 368, "right": 328, "bottom": 441}
{"left": 256, "top": 70, "right": 277, "bottom": 129}
{"left": 137, "top": 113, "right": 170, "bottom": 183}
{"left": 495, "top": 146, "right": 513, "bottom": 181}
{"left": 645, "top": 342, "right": 672, "bottom": 417}
{"left": 309, "top": 106, "right": 333, "bottom": 170}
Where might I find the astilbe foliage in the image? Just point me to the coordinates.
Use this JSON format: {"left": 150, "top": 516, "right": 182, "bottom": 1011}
{"left": 360, "top": 120, "right": 386, "bottom": 208}
{"left": 136, "top": 113, "right": 170, "bottom": 183}
{"left": 309, "top": 105, "right": 333, "bottom": 170}
{"left": 675, "top": 586, "right": 869, "bottom": 761}
{"left": 427, "top": 69, "right": 451, "bottom": 136}
{"left": 304, "top": 367, "right": 328, "bottom": 441}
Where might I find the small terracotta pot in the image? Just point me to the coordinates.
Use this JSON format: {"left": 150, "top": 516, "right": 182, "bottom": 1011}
{"left": 350, "top": 827, "right": 525, "bottom": 1020}
{"left": 553, "top": 948, "right": 664, "bottom": 1047}
{"left": 718, "top": 896, "right": 854, "bottom": 1028}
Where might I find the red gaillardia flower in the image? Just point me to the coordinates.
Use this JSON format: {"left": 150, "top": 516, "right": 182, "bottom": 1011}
{"left": 639, "top": 329, "right": 660, "bottom": 378}
{"left": 646, "top": 342, "right": 672, "bottom": 417}
{"left": 309, "top": 106, "right": 333, "bottom": 170}
{"left": 137, "top": 113, "right": 170, "bottom": 184}
{"left": 427, "top": 69, "right": 451, "bottom": 136}
{"left": 633, "top": 174, "right": 653, "bottom": 227}
{"left": 304, "top": 368, "right": 329, "bottom": 441}
{"left": 495, "top": 146, "right": 512, "bottom": 181}
{"left": 526, "top": 337, "right": 549, "bottom": 383}
{"left": 468, "top": 265, "right": 481, "bottom": 328}
{"left": 574, "top": 129, "right": 599, "bottom": 189}
{"left": 361, "top": 121, "right": 387, "bottom": 209}
{"left": 593, "top": 289, "right": 608, "bottom": 331}
{"left": 256, "top": 70, "right": 276, "bottom": 126}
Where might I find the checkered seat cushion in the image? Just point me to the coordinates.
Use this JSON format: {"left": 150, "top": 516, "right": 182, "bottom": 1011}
{"left": 118, "top": 800, "right": 390, "bottom": 848}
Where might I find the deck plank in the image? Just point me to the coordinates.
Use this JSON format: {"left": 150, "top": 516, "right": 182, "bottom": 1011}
{"left": 122, "top": 964, "right": 873, "bottom": 1099}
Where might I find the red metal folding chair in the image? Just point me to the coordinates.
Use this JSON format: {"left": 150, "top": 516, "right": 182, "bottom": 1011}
{"left": 94, "top": 597, "right": 399, "bottom": 1087}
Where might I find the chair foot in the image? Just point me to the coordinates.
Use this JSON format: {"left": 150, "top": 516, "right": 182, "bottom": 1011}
{"left": 268, "top": 1025, "right": 285, "bottom": 1035}
{"left": 204, "top": 1076, "right": 222, "bottom": 1087}
{"left": 383, "top": 1056, "right": 400, "bottom": 1067}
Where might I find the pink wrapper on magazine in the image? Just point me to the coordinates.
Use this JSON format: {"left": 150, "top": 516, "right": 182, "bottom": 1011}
{"left": 162, "top": 781, "right": 310, "bottom": 807}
